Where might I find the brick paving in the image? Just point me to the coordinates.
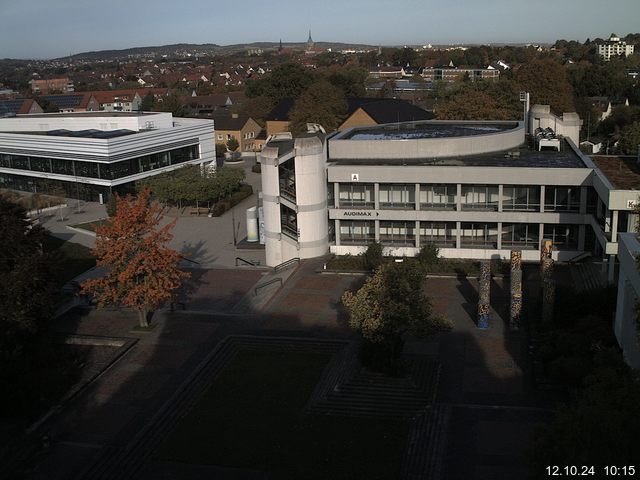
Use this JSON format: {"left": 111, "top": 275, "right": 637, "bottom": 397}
{"left": 22, "top": 261, "right": 549, "bottom": 480}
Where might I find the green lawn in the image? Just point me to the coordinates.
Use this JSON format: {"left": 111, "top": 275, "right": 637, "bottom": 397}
{"left": 43, "top": 235, "right": 96, "bottom": 288}
{"left": 158, "top": 348, "right": 409, "bottom": 480}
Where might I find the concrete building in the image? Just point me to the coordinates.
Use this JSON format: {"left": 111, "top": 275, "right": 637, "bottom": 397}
{"left": 0, "top": 111, "right": 215, "bottom": 202}
{"left": 614, "top": 233, "right": 640, "bottom": 369}
{"left": 598, "top": 33, "right": 635, "bottom": 61}
{"left": 258, "top": 107, "right": 639, "bottom": 290}
{"left": 259, "top": 132, "right": 329, "bottom": 266}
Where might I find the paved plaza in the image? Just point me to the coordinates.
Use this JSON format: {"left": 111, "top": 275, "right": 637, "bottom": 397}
{"left": 21, "top": 168, "right": 551, "bottom": 479}
{"left": 20, "top": 255, "right": 551, "bottom": 480}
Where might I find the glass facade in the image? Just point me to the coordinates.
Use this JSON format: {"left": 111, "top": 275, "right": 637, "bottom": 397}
{"left": 503, "top": 186, "right": 540, "bottom": 211}
{"left": 339, "top": 220, "right": 375, "bottom": 244}
{"left": 278, "top": 158, "right": 296, "bottom": 201}
{"left": 338, "top": 183, "right": 374, "bottom": 208}
{"left": 460, "top": 222, "right": 498, "bottom": 248}
{"left": 379, "top": 184, "right": 415, "bottom": 209}
{"left": 379, "top": 221, "right": 415, "bottom": 246}
{"left": 544, "top": 186, "right": 580, "bottom": 212}
{"left": 0, "top": 145, "right": 198, "bottom": 181}
{"left": 501, "top": 223, "right": 540, "bottom": 249}
{"left": 461, "top": 185, "right": 499, "bottom": 210}
{"left": 419, "top": 184, "right": 456, "bottom": 209}
{"left": 543, "top": 224, "right": 579, "bottom": 250}
{"left": 280, "top": 204, "right": 298, "bottom": 239}
{"left": 420, "top": 222, "right": 456, "bottom": 247}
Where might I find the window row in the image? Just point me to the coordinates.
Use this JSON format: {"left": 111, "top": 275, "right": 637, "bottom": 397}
{"left": 335, "top": 183, "right": 582, "bottom": 212}
{"left": 0, "top": 145, "right": 199, "bottom": 181}
{"left": 338, "top": 221, "right": 579, "bottom": 250}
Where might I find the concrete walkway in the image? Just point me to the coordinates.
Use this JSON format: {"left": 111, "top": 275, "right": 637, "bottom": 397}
{"left": 32, "top": 160, "right": 266, "bottom": 269}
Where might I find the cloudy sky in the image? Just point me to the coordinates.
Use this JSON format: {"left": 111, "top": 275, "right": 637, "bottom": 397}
{"left": 1, "top": 0, "right": 639, "bottom": 59}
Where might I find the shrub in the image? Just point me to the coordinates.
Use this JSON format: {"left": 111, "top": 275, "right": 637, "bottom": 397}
{"left": 362, "top": 242, "right": 384, "bottom": 271}
{"left": 251, "top": 163, "right": 261, "bottom": 173}
{"left": 416, "top": 243, "right": 439, "bottom": 267}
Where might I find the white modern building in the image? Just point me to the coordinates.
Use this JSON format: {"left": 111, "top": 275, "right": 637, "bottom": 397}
{"left": 0, "top": 111, "right": 215, "bottom": 202}
{"left": 598, "top": 33, "right": 635, "bottom": 61}
{"left": 258, "top": 107, "right": 640, "bottom": 287}
{"left": 614, "top": 233, "right": 640, "bottom": 369}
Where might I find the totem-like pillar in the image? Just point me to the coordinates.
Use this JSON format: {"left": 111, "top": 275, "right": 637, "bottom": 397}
{"left": 477, "top": 260, "right": 491, "bottom": 329}
{"left": 510, "top": 250, "right": 522, "bottom": 330}
{"left": 541, "top": 254, "right": 555, "bottom": 324}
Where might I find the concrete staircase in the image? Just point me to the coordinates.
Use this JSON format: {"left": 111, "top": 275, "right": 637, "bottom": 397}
{"left": 401, "top": 404, "right": 451, "bottom": 480}
{"left": 307, "top": 353, "right": 441, "bottom": 418}
{"left": 570, "top": 262, "right": 607, "bottom": 292}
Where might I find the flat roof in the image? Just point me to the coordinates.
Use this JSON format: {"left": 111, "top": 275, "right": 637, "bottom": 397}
{"left": 592, "top": 156, "right": 640, "bottom": 189}
{"left": 12, "top": 111, "right": 161, "bottom": 119}
{"left": 330, "top": 139, "right": 586, "bottom": 168}
{"left": 342, "top": 122, "right": 517, "bottom": 140}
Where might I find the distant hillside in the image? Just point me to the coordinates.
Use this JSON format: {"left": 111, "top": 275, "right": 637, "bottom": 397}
{"left": 61, "top": 42, "right": 378, "bottom": 61}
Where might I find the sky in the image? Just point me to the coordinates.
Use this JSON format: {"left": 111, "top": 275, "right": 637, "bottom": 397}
{"left": 1, "top": 0, "right": 639, "bottom": 59}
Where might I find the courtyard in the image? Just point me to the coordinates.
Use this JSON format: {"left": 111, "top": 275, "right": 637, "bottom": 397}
{"left": 16, "top": 253, "right": 553, "bottom": 480}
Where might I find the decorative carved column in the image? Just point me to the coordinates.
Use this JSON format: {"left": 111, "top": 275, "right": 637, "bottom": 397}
{"left": 540, "top": 240, "right": 555, "bottom": 324}
{"left": 477, "top": 260, "right": 491, "bottom": 329}
{"left": 510, "top": 250, "right": 522, "bottom": 330}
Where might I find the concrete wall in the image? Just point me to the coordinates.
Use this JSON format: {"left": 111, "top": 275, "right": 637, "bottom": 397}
{"left": 615, "top": 233, "right": 640, "bottom": 369}
{"left": 529, "top": 105, "right": 582, "bottom": 146}
{"left": 330, "top": 121, "right": 524, "bottom": 159}
{"left": 0, "top": 111, "right": 174, "bottom": 132}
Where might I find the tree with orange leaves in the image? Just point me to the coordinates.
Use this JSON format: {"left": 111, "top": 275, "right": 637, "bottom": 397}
{"left": 81, "top": 188, "right": 190, "bottom": 327}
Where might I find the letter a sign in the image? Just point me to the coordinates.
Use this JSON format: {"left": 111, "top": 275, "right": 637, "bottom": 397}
{"left": 351, "top": 173, "right": 359, "bottom": 182}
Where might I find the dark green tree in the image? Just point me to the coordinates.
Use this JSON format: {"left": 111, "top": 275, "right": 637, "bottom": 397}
{"left": 617, "top": 121, "right": 640, "bottom": 155}
{"left": 288, "top": 79, "right": 347, "bottom": 134}
{"left": 342, "top": 262, "right": 452, "bottom": 374}
{"left": 139, "top": 91, "right": 155, "bottom": 111}
{"left": 226, "top": 136, "right": 240, "bottom": 152}
{"left": 0, "top": 197, "right": 56, "bottom": 359}
{"left": 362, "top": 241, "right": 384, "bottom": 271}
{"left": 515, "top": 58, "right": 576, "bottom": 113}
{"left": 246, "top": 62, "right": 316, "bottom": 103}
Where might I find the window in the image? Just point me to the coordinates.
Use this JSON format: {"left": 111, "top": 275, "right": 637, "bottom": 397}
{"left": 379, "top": 184, "right": 415, "bottom": 209}
{"left": 419, "top": 184, "right": 456, "bottom": 209}
{"left": 379, "top": 221, "right": 415, "bottom": 246}
{"left": 338, "top": 183, "right": 374, "bottom": 208}
{"left": 279, "top": 158, "right": 296, "bottom": 201}
{"left": 503, "top": 186, "right": 540, "bottom": 211}
{"left": 460, "top": 223, "right": 498, "bottom": 248}
{"left": 280, "top": 204, "right": 298, "bottom": 239}
{"left": 461, "top": 185, "right": 499, "bottom": 210}
{"left": 420, "top": 222, "right": 456, "bottom": 247}
{"left": 217, "top": 134, "right": 223, "bottom": 141}
{"left": 501, "top": 223, "right": 539, "bottom": 249}
{"left": 543, "top": 224, "right": 578, "bottom": 250}
{"left": 544, "top": 186, "right": 580, "bottom": 212}
{"left": 339, "top": 220, "right": 375, "bottom": 245}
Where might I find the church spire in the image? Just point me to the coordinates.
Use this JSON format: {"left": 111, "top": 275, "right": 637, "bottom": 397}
{"left": 307, "top": 30, "right": 314, "bottom": 51}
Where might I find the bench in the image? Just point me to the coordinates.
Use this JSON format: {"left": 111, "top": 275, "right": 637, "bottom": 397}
{"left": 189, "top": 208, "right": 209, "bottom": 216}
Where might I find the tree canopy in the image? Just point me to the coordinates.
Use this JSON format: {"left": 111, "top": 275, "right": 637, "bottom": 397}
{"left": 288, "top": 79, "right": 347, "bottom": 134}
{"left": 245, "top": 62, "right": 316, "bottom": 102}
{"left": 436, "top": 79, "right": 522, "bottom": 120}
{"left": 138, "top": 165, "right": 245, "bottom": 207}
{"left": 515, "top": 58, "right": 576, "bottom": 113}
{"left": 342, "top": 262, "right": 452, "bottom": 372}
{"left": 617, "top": 121, "right": 640, "bottom": 155}
{"left": 81, "top": 189, "right": 190, "bottom": 327}
{"left": 0, "top": 196, "right": 56, "bottom": 358}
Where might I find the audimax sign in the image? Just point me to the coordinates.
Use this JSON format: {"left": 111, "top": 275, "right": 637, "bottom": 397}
{"left": 342, "top": 211, "right": 380, "bottom": 217}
